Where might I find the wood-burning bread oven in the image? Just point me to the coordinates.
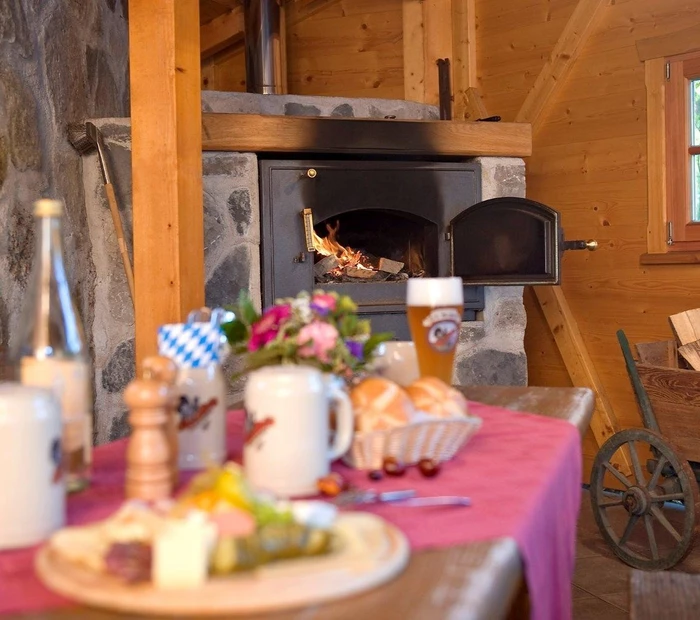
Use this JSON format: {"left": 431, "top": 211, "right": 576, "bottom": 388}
{"left": 260, "top": 159, "right": 595, "bottom": 338}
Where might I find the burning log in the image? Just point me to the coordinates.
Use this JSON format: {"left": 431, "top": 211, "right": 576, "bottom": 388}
{"left": 377, "top": 257, "right": 404, "bottom": 275}
{"left": 345, "top": 267, "right": 377, "bottom": 279}
{"left": 314, "top": 254, "right": 340, "bottom": 277}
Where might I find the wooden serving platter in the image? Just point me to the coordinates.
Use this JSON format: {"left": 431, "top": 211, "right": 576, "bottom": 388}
{"left": 35, "top": 513, "right": 409, "bottom": 616}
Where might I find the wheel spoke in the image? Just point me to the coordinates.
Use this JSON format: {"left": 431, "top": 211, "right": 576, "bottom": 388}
{"left": 644, "top": 514, "right": 659, "bottom": 560}
{"left": 603, "top": 461, "right": 631, "bottom": 488}
{"left": 647, "top": 455, "right": 668, "bottom": 490}
{"left": 650, "top": 505, "right": 682, "bottom": 542}
{"left": 599, "top": 499, "right": 625, "bottom": 508}
{"left": 619, "top": 514, "right": 640, "bottom": 547}
{"left": 627, "top": 440, "right": 646, "bottom": 486}
{"left": 650, "top": 493, "right": 686, "bottom": 503}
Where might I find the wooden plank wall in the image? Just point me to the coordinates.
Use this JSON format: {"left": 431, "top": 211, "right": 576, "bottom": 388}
{"left": 475, "top": 0, "right": 700, "bottom": 478}
{"left": 202, "top": 0, "right": 405, "bottom": 99}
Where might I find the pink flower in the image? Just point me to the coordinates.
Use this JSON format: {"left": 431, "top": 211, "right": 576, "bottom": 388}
{"left": 248, "top": 305, "right": 291, "bottom": 352}
{"left": 310, "top": 294, "right": 337, "bottom": 316}
{"left": 297, "top": 322, "right": 339, "bottom": 363}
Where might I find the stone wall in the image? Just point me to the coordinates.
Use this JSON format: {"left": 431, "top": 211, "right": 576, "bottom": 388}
{"left": 0, "top": 1, "right": 129, "bottom": 384}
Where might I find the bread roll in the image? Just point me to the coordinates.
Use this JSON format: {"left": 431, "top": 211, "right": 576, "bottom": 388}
{"left": 350, "top": 377, "right": 415, "bottom": 433}
{"left": 406, "top": 377, "right": 468, "bottom": 419}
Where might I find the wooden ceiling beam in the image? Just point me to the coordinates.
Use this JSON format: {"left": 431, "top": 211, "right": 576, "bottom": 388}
{"left": 636, "top": 24, "right": 700, "bottom": 62}
{"left": 200, "top": 6, "right": 245, "bottom": 59}
{"left": 515, "top": 0, "right": 609, "bottom": 133}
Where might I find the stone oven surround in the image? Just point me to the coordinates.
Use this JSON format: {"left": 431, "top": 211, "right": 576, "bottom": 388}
{"left": 81, "top": 92, "right": 527, "bottom": 443}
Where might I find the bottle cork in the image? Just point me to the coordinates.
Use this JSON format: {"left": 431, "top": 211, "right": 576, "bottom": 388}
{"left": 143, "top": 356, "right": 179, "bottom": 487}
{"left": 124, "top": 376, "right": 172, "bottom": 501}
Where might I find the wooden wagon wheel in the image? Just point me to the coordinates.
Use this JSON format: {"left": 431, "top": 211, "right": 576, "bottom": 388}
{"left": 590, "top": 428, "right": 700, "bottom": 570}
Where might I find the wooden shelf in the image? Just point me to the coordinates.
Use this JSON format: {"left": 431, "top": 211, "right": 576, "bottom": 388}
{"left": 201, "top": 114, "right": 532, "bottom": 157}
{"left": 640, "top": 252, "right": 700, "bottom": 265}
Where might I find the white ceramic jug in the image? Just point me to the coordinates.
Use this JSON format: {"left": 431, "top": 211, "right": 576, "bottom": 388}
{"left": 0, "top": 383, "right": 65, "bottom": 549}
{"left": 244, "top": 366, "right": 354, "bottom": 498}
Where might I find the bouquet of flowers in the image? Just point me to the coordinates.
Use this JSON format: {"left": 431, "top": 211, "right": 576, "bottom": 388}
{"left": 222, "top": 290, "right": 393, "bottom": 378}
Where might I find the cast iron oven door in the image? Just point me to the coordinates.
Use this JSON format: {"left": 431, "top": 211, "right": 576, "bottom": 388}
{"left": 450, "top": 197, "right": 594, "bottom": 285}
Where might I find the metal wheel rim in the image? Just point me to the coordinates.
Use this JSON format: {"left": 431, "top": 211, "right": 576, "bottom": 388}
{"left": 590, "top": 428, "right": 699, "bottom": 570}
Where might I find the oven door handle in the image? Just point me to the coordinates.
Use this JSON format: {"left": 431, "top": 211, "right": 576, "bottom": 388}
{"left": 302, "top": 208, "right": 316, "bottom": 253}
{"left": 561, "top": 239, "right": 598, "bottom": 252}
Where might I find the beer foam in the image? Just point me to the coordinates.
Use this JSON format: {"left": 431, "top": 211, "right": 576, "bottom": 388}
{"left": 406, "top": 277, "right": 464, "bottom": 306}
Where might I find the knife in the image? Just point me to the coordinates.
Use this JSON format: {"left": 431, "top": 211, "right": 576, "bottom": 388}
{"left": 334, "top": 489, "right": 471, "bottom": 508}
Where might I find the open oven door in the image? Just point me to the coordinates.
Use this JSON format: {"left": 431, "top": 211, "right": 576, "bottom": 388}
{"left": 449, "top": 197, "right": 596, "bottom": 286}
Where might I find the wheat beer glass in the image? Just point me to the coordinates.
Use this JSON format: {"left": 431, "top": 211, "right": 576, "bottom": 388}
{"left": 406, "top": 277, "right": 464, "bottom": 383}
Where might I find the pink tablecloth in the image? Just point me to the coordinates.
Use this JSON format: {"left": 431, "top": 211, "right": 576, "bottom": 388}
{"left": 0, "top": 402, "right": 581, "bottom": 620}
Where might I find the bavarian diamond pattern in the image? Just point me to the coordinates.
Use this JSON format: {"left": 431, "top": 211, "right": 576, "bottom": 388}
{"left": 157, "top": 322, "right": 222, "bottom": 368}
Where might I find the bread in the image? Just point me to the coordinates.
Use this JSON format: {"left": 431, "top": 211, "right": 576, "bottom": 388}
{"left": 350, "top": 377, "right": 415, "bottom": 433}
{"left": 405, "top": 377, "right": 469, "bottom": 419}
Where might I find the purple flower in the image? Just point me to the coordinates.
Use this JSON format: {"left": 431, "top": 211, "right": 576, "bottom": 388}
{"left": 345, "top": 340, "right": 364, "bottom": 361}
{"left": 310, "top": 294, "right": 337, "bottom": 316}
{"left": 248, "top": 304, "right": 292, "bottom": 352}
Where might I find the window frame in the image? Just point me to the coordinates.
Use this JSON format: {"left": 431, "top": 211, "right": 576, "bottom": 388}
{"left": 665, "top": 52, "right": 700, "bottom": 248}
{"left": 642, "top": 48, "right": 700, "bottom": 264}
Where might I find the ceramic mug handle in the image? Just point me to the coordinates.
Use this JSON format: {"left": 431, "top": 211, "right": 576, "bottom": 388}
{"left": 327, "top": 384, "right": 354, "bottom": 461}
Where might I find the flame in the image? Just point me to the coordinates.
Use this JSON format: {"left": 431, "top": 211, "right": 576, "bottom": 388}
{"left": 312, "top": 221, "right": 366, "bottom": 269}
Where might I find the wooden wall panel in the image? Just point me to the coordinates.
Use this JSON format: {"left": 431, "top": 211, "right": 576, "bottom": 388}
{"left": 202, "top": 0, "right": 404, "bottom": 99}
{"left": 477, "top": 0, "right": 700, "bottom": 481}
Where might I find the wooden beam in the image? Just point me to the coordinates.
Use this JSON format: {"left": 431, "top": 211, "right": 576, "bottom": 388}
{"left": 402, "top": 0, "right": 426, "bottom": 103}
{"left": 201, "top": 113, "right": 533, "bottom": 156}
{"left": 533, "top": 286, "right": 630, "bottom": 473}
{"left": 200, "top": 7, "right": 244, "bottom": 60}
{"left": 515, "top": 0, "right": 609, "bottom": 133}
{"left": 129, "top": 0, "right": 204, "bottom": 364}
{"left": 636, "top": 24, "right": 700, "bottom": 61}
{"left": 645, "top": 58, "right": 668, "bottom": 255}
{"left": 451, "top": 0, "right": 477, "bottom": 120}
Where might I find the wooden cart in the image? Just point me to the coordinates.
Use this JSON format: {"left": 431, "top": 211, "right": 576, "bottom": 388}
{"left": 589, "top": 330, "right": 700, "bottom": 570}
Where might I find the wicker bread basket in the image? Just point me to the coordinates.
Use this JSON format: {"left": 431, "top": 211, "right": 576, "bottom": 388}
{"left": 342, "top": 415, "right": 482, "bottom": 471}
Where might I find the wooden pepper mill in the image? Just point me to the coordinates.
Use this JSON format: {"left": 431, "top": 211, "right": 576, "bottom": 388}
{"left": 142, "top": 356, "right": 179, "bottom": 487}
{"left": 124, "top": 375, "right": 172, "bottom": 501}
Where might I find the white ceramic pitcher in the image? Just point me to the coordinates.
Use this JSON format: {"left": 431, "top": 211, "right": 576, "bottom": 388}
{"left": 243, "top": 366, "right": 354, "bottom": 498}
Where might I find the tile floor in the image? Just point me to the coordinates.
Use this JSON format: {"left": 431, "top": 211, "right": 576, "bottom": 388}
{"left": 574, "top": 487, "right": 700, "bottom": 619}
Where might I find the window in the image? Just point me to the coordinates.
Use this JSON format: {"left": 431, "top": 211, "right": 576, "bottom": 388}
{"left": 665, "top": 53, "right": 700, "bottom": 248}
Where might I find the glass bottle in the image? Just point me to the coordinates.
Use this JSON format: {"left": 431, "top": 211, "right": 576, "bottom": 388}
{"left": 11, "top": 199, "right": 92, "bottom": 492}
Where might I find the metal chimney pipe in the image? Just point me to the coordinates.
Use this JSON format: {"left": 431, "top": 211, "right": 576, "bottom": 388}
{"left": 244, "top": 0, "right": 286, "bottom": 94}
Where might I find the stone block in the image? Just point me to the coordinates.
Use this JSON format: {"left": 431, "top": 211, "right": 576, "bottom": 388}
{"left": 0, "top": 64, "right": 41, "bottom": 171}
{"left": 202, "top": 91, "right": 439, "bottom": 120}
{"left": 477, "top": 157, "right": 526, "bottom": 201}
{"left": 108, "top": 409, "right": 130, "bottom": 442}
{"left": 205, "top": 244, "right": 254, "bottom": 310}
{"left": 101, "top": 338, "right": 135, "bottom": 394}
{"left": 331, "top": 103, "right": 354, "bottom": 118}
{"left": 228, "top": 188, "right": 253, "bottom": 236}
{"left": 455, "top": 350, "right": 527, "bottom": 386}
{"left": 0, "top": 0, "right": 32, "bottom": 58}
{"left": 285, "top": 102, "right": 321, "bottom": 117}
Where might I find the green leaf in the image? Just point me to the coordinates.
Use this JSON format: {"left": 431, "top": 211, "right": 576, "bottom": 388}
{"left": 237, "top": 291, "right": 260, "bottom": 326}
{"left": 221, "top": 319, "right": 248, "bottom": 345}
{"left": 337, "top": 314, "right": 358, "bottom": 338}
{"left": 363, "top": 332, "right": 394, "bottom": 359}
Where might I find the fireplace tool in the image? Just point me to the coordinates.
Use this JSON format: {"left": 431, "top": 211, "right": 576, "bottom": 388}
{"left": 68, "top": 122, "right": 135, "bottom": 305}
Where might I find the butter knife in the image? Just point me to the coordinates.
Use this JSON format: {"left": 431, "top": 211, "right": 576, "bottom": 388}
{"left": 334, "top": 489, "right": 471, "bottom": 508}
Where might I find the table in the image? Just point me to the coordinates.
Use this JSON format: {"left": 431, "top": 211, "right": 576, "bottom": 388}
{"left": 7, "top": 385, "right": 594, "bottom": 620}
